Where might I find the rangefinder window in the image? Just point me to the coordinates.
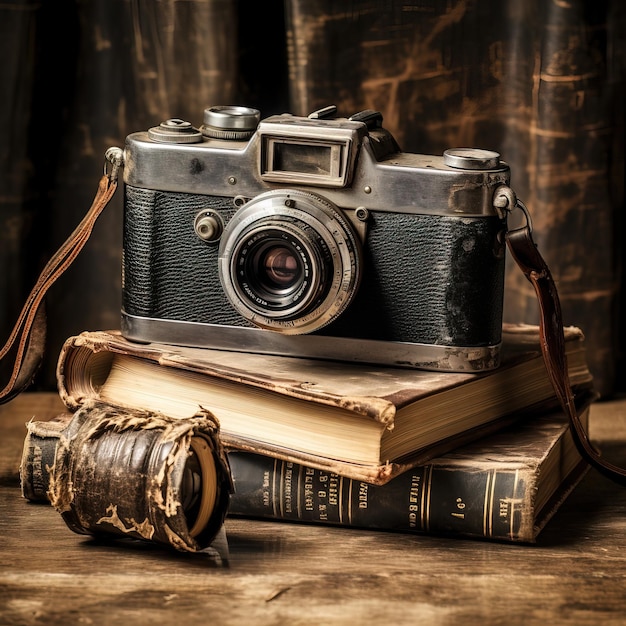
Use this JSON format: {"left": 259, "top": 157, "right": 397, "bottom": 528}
{"left": 274, "top": 142, "right": 333, "bottom": 176}
{"left": 261, "top": 137, "right": 350, "bottom": 187}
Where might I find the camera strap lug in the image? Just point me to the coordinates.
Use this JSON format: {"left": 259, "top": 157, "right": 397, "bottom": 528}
{"left": 104, "top": 147, "right": 124, "bottom": 181}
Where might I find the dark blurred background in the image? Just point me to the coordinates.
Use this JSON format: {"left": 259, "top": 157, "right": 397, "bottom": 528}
{"left": 1, "top": 0, "right": 624, "bottom": 396}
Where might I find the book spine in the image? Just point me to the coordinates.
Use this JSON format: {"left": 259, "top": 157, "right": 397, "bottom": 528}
{"left": 228, "top": 451, "right": 536, "bottom": 542}
{"left": 20, "top": 420, "right": 67, "bottom": 502}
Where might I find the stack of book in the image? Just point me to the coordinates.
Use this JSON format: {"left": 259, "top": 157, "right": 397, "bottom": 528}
{"left": 22, "top": 322, "right": 595, "bottom": 545}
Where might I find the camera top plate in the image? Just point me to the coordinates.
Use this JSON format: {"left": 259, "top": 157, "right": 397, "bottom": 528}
{"left": 123, "top": 109, "right": 510, "bottom": 217}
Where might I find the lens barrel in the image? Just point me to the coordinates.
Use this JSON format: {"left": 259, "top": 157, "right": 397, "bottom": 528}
{"left": 47, "top": 401, "right": 232, "bottom": 552}
{"left": 218, "top": 189, "right": 363, "bottom": 334}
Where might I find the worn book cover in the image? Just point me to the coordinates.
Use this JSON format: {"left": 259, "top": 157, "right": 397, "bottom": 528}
{"left": 54, "top": 323, "right": 594, "bottom": 485}
{"left": 227, "top": 394, "right": 595, "bottom": 543}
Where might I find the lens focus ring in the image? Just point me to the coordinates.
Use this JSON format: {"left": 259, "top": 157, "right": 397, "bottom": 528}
{"left": 218, "top": 189, "right": 363, "bottom": 334}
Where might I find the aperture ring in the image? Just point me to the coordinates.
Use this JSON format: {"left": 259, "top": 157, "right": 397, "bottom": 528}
{"left": 218, "top": 189, "right": 363, "bottom": 334}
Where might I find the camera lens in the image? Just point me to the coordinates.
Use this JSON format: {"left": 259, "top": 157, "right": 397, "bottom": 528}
{"left": 219, "top": 189, "right": 362, "bottom": 334}
{"left": 260, "top": 246, "right": 299, "bottom": 288}
{"left": 235, "top": 225, "right": 327, "bottom": 313}
{"left": 254, "top": 242, "right": 304, "bottom": 295}
{"left": 50, "top": 405, "right": 229, "bottom": 552}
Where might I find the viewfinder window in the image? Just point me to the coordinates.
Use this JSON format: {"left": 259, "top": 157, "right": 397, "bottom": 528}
{"left": 260, "top": 136, "right": 350, "bottom": 187}
{"left": 273, "top": 143, "right": 333, "bottom": 176}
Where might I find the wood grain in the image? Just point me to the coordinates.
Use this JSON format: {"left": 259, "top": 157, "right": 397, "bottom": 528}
{"left": 1, "top": 392, "right": 626, "bottom": 624}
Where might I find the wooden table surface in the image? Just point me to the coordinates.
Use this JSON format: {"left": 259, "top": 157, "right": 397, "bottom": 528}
{"left": 1, "top": 392, "right": 626, "bottom": 625}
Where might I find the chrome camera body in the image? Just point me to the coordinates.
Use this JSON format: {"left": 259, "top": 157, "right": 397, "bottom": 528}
{"left": 121, "top": 105, "right": 511, "bottom": 371}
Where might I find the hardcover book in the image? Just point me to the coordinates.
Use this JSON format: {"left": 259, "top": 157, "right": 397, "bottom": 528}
{"left": 227, "top": 395, "right": 595, "bottom": 543}
{"left": 55, "top": 324, "right": 594, "bottom": 485}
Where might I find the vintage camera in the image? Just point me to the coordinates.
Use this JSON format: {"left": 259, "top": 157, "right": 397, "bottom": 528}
{"left": 119, "top": 105, "right": 511, "bottom": 371}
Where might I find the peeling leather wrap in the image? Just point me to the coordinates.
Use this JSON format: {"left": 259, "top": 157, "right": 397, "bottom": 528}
{"left": 43, "top": 400, "right": 232, "bottom": 552}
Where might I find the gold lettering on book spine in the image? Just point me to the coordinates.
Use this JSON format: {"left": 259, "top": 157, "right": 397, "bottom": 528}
{"left": 31, "top": 444, "right": 45, "bottom": 497}
{"left": 408, "top": 474, "right": 420, "bottom": 528}
{"left": 262, "top": 469, "right": 271, "bottom": 508}
{"left": 503, "top": 469, "right": 524, "bottom": 539}
{"left": 283, "top": 463, "right": 294, "bottom": 514}
{"left": 304, "top": 467, "right": 315, "bottom": 512}
{"left": 318, "top": 473, "right": 328, "bottom": 521}
{"left": 338, "top": 477, "right": 345, "bottom": 525}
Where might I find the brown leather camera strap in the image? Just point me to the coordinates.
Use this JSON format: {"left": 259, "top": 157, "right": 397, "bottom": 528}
{"left": 506, "top": 221, "right": 626, "bottom": 486}
{"left": 0, "top": 175, "right": 117, "bottom": 404}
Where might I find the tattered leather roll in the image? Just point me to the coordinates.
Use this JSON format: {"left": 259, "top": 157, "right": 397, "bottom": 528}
{"left": 29, "top": 399, "right": 232, "bottom": 552}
